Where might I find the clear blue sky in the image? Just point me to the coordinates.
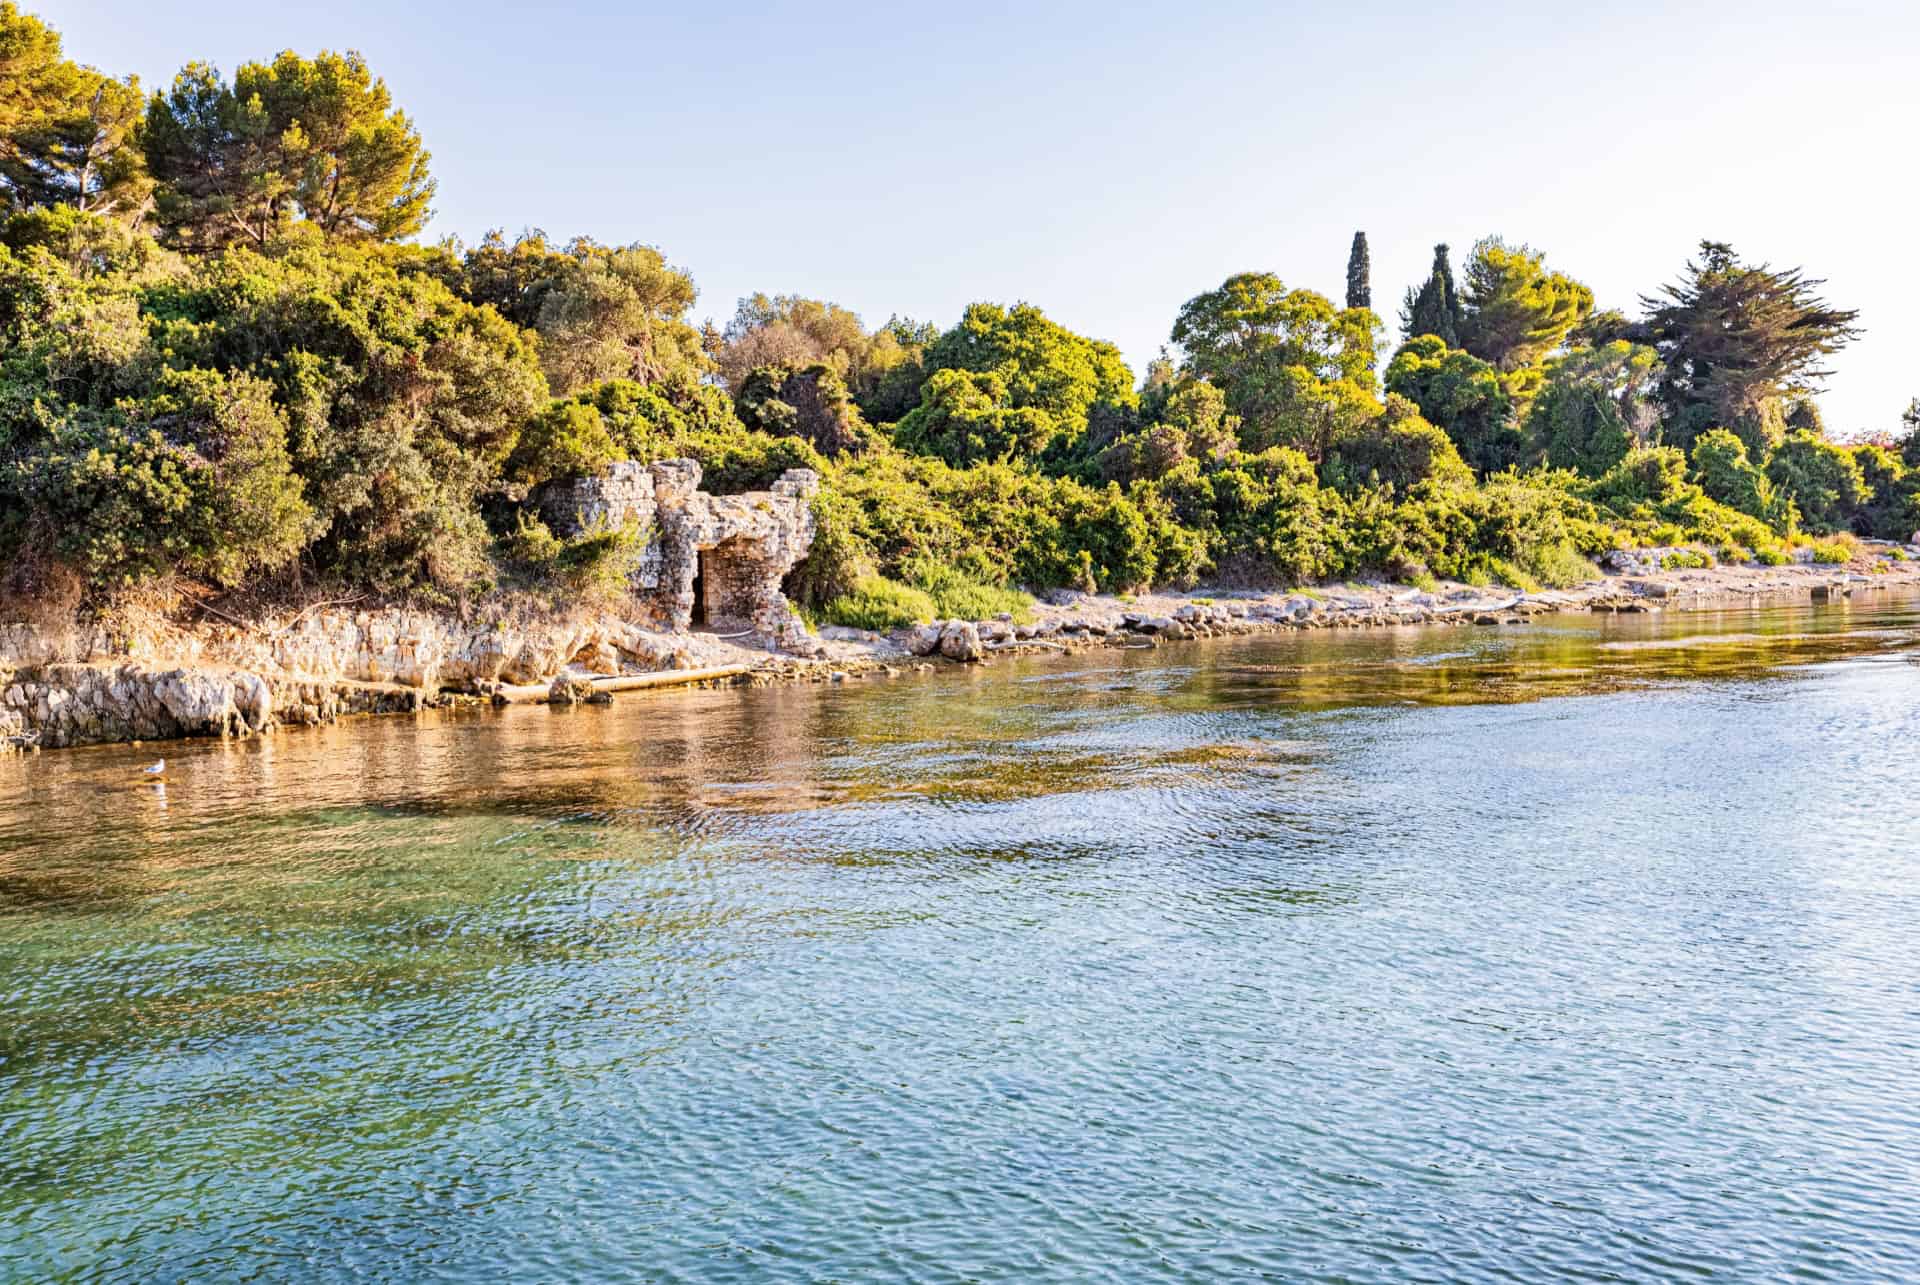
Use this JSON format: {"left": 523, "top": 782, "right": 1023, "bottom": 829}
{"left": 40, "top": 0, "right": 1920, "bottom": 432}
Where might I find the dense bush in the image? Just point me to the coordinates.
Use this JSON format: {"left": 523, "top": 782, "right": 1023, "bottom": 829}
{"left": 1690, "top": 430, "right": 1796, "bottom": 534}
{"left": 820, "top": 575, "right": 936, "bottom": 630}
{"left": 1527, "top": 342, "right": 1660, "bottom": 476}
{"left": 1384, "top": 335, "right": 1527, "bottom": 474}
{"left": 1766, "top": 432, "right": 1869, "bottom": 535}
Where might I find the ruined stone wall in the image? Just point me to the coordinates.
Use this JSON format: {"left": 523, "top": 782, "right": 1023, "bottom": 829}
{"left": 549, "top": 458, "right": 819, "bottom": 647}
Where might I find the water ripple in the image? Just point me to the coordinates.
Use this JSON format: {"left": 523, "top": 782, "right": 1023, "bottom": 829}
{"left": 4, "top": 596, "right": 1920, "bottom": 1280}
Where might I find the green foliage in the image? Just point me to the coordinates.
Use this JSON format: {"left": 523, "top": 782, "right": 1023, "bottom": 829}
{"left": 0, "top": 24, "right": 1884, "bottom": 620}
{"left": 1808, "top": 538, "right": 1852, "bottom": 565}
{"left": 446, "top": 232, "right": 705, "bottom": 397}
{"left": 895, "top": 368, "right": 1054, "bottom": 466}
{"left": 0, "top": 3, "right": 147, "bottom": 217}
{"left": 0, "top": 228, "right": 548, "bottom": 594}
{"left": 1171, "top": 272, "right": 1377, "bottom": 458}
{"left": 1645, "top": 241, "right": 1861, "bottom": 453}
{"left": 143, "top": 50, "right": 433, "bottom": 249}
{"left": 898, "top": 556, "right": 1033, "bottom": 621}
{"left": 504, "top": 515, "right": 648, "bottom": 600}
{"left": 1384, "top": 335, "right": 1525, "bottom": 474}
{"left": 714, "top": 294, "right": 924, "bottom": 428}
{"left": 1400, "top": 244, "right": 1462, "bottom": 346}
{"left": 10, "top": 368, "right": 309, "bottom": 587}
{"left": 1322, "top": 394, "right": 1473, "bottom": 494}
{"left": 1846, "top": 443, "right": 1920, "bottom": 541}
{"left": 1345, "top": 231, "right": 1370, "bottom": 311}
{"left": 1690, "top": 429, "right": 1795, "bottom": 533}
{"left": 1527, "top": 342, "right": 1661, "bottom": 477}
{"left": 1586, "top": 446, "right": 1692, "bottom": 510}
{"left": 504, "top": 376, "right": 828, "bottom": 494}
{"left": 1765, "top": 431, "right": 1870, "bottom": 535}
{"left": 1581, "top": 446, "right": 1780, "bottom": 554}
{"left": 735, "top": 362, "right": 868, "bottom": 456}
{"left": 508, "top": 399, "right": 620, "bottom": 485}
{"left": 1660, "top": 549, "right": 1711, "bottom": 570}
{"left": 502, "top": 510, "right": 563, "bottom": 564}
{"left": 821, "top": 575, "right": 935, "bottom": 630}
{"left": 1456, "top": 237, "right": 1594, "bottom": 371}
{"left": 912, "top": 301, "right": 1135, "bottom": 459}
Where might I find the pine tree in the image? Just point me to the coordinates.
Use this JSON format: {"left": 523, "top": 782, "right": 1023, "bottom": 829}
{"left": 1401, "top": 243, "right": 1461, "bottom": 346}
{"left": 1345, "top": 231, "right": 1370, "bottom": 311}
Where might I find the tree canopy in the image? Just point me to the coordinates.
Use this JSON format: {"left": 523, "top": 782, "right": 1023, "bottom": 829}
{"left": 0, "top": 2, "right": 1900, "bottom": 620}
{"left": 1172, "top": 272, "right": 1377, "bottom": 457}
{"left": 1384, "top": 335, "right": 1524, "bottom": 474}
{"left": 1456, "top": 237, "right": 1594, "bottom": 372}
{"left": 1345, "top": 231, "right": 1370, "bottom": 311}
{"left": 1643, "top": 240, "right": 1861, "bottom": 451}
{"left": 0, "top": 2, "right": 146, "bottom": 215}
{"left": 444, "top": 230, "right": 706, "bottom": 396}
{"left": 1400, "top": 244, "right": 1462, "bottom": 346}
{"left": 143, "top": 50, "right": 433, "bottom": 248}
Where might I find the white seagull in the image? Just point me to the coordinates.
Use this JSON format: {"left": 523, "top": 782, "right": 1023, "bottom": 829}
{"left": 142, "top": 758, "right": 166, "bottom": 777}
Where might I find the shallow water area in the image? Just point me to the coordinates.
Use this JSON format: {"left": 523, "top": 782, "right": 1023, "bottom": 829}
{"left": 5, "top": 593, "right": 1920, "bottom": 1281}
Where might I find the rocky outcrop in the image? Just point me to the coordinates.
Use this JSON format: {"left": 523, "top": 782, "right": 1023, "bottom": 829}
{"left": 5, "top": 663, "right": 280, "bottom": 750}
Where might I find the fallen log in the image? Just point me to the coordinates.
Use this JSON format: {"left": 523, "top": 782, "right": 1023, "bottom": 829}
{"left": 492, "top": 663, "right": 754, "bottom": 705}
{"left": 589, "top": 664, "right": 751, "bottom": 692}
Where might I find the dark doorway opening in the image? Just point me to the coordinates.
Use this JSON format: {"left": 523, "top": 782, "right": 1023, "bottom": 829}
{"left": 690, "top": 552, "right": 708, "bottom": 628}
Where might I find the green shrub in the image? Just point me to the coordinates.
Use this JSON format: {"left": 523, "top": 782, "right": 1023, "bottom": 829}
{"left": 821, "top": 575, "right": 936, "bottom": 630}
{"left": 552, "top": 520, "right": 649, "bottom": 596}
{"left": 899, "top": 556, "right": 1033, "bottom": 622}
{"left": 502, "top": 514, "right": 648, "bottom": 600}
{"left": 1530, "top": 540, "right": 1598, "bottom": 588}
{"left": 1691, "top": 429, "right": 1796, "bottom": 534}
{"left": 1661, "top": 549, "right": 1712, "bottom": 570}
{"left": 1766, "top": 432, "right": 1870, "bottom": 535}
{"left": 1809, "top": 539, "right": 1853, "bottom": 565}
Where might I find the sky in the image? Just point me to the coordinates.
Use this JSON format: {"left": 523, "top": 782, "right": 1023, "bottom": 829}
{"left": 38, "top": 0, "right": 1920, "bottom": 433}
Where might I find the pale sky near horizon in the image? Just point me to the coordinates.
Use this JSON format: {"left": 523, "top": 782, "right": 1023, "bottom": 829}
{"left": 38, "top": 0, "right": 1920, "bottom": 433}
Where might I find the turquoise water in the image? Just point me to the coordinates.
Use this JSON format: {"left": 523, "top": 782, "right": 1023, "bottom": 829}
{"left": 4, "top": 598, "right": 1920, "bottom": 1281}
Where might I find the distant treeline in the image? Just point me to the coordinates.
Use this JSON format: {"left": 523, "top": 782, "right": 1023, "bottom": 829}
{"left": 3, "top": 3, "right": 1916, "bottom": 624}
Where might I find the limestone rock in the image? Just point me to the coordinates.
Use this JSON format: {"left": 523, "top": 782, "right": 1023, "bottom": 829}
{"left": 905, "top": 623, "right": 944, "bottom": 657}
{"left": 938, "top": 621, "right": 983, "bottom": 662}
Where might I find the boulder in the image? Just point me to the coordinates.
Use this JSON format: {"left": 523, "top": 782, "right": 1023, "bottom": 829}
{"left": 938, "top": 621, "right": 983, "bottom": 662}
{"left": 904, "top": 623, "right": 944, "bottom": 656}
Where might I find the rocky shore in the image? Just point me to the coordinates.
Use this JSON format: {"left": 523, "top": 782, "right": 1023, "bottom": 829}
{"left": 6, "top": 542, "right": 1920, "bottom": 755}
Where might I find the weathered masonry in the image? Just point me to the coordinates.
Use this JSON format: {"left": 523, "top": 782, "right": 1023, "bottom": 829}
{"left": 541, "top": 459, "right": 819, "bottom": 648}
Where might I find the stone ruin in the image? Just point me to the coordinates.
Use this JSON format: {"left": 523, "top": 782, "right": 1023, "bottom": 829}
{"left": 540, "top": 458, "right": 819, "bottom": 650}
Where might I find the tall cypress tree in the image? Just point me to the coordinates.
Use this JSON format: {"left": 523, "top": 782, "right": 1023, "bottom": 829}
{"left": 1401, "top": 243, "right": 1462, "bottom": 346}
{"left": 1345, "top": 231, "right": 1371, "bottom": 311}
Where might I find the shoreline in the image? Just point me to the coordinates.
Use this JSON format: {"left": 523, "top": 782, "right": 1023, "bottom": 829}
{"left": 5, "top": 549, "right": 1919, "bottom": 757}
